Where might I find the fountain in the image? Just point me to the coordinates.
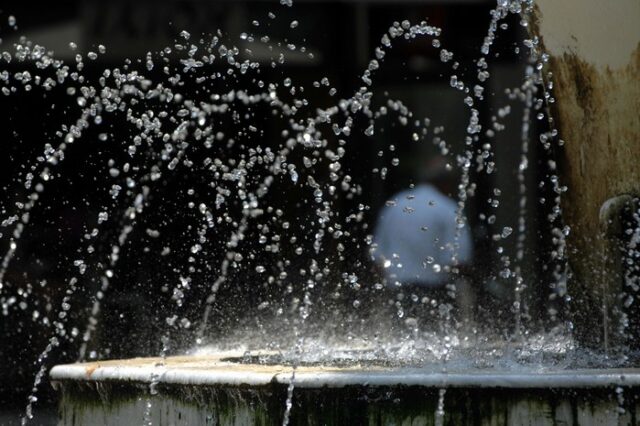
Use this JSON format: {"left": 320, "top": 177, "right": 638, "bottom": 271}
{"left": 0, "top": 0, "right": 639, "bottom": 424}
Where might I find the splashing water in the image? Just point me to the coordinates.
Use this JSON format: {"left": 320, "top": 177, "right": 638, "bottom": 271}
{"left": 0, "top": 0, "right": 638, "bottom": 424}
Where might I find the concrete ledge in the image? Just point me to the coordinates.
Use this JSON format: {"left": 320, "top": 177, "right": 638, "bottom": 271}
{"left": 50, "top": 354, "right": 640, "bottom": 426}
{"left": 50, "top": 354, "right": 640, "bottom": 389}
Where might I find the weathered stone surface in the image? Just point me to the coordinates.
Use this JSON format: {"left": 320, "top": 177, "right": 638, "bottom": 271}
{"left": 55, "top": 375, "right": 640, "bottom": 425}
{"left": 51, "top": 355, "right": 640, "bottom": 425}
{"left": 532, "top": 0, "right": 640, "bottom": 348}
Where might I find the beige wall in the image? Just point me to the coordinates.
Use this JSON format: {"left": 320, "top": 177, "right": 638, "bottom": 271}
{"left": 533, "top": 0, "right": 640, "bottom": 348}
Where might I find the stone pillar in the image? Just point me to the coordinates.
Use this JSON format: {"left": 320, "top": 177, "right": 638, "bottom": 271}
{"left": 531, "top": 0, "right": 640, "bottom": 349}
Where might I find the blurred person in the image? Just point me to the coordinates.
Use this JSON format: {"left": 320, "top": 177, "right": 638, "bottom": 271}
{"left": 372, "top": 156, "right": 474, "bottom": 333}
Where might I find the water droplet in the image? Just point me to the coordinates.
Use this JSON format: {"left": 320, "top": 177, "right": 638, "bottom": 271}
{"left": 439, "top": 49, "right": 453, "bottom": 63}
{"left": 364, "top": 125, "right": 374, "bottom": 136}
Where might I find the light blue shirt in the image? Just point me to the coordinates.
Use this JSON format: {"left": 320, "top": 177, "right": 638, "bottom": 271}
{"left": 373, "top": 184, "right": 472, "bottom": 287}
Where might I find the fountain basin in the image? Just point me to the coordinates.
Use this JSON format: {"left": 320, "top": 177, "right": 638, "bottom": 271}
{"left": 50, "top": 353, "right": 640, "bottom": 425}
